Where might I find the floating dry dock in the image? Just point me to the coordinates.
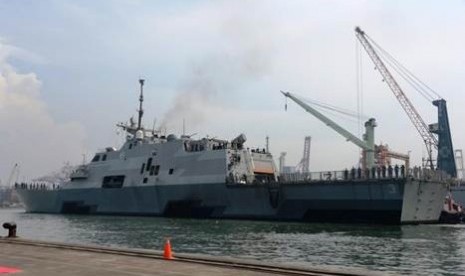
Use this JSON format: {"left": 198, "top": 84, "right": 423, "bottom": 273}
{"left": 0, "top": 237, "right": 386, "bottom": 276}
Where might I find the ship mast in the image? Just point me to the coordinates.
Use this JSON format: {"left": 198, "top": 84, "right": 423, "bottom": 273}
{"left": 137, "top": 79, "right": 145, "bottom": 130}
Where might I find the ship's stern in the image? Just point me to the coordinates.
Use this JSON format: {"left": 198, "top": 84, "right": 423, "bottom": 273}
{"left": 400, "top": 177, "right": 448, "bottom": 224}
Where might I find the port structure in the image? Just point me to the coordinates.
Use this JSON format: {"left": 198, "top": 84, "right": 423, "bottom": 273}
{"left": 279, "top": 136, "right": 311, "bottom": 174}
{"left": 375, "top": 144, "right": 410, "bottom": 169}
{"left": 282, "top": 91, "right": 377, "bottom": 170}
{"left": 278, "top": 152, "right": 286, "bottom": 174}
{"left": 456, "top": 150, "right": 464, "bottom": 180}
{"left": 2, "top": 164, "right": 19, "bottom": 189}
{"left": 295, "top": 136, "right": 311, "bottom": 173}
{"left": 355, "top": 27, "right": 456, "bottom": 177}
{"left": 0, "top": 164, "right": 19, "bottom": 207}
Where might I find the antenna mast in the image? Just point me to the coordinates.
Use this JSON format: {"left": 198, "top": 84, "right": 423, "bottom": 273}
{"left": 137, "top": 79, "right": 145, "bottom": 130}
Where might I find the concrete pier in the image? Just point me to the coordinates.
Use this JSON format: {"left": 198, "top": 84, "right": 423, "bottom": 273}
{"left": 0, "top": 238, "right": 385, "bottom": 276}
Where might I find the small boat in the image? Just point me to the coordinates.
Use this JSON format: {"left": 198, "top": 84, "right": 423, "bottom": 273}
{"left": 439, "top": 194, "right": 464, "bottom": 224}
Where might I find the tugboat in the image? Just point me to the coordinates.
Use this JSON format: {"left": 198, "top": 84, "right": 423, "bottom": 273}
{"left": 439, "top": 193, "right": 464, "bottom": 224}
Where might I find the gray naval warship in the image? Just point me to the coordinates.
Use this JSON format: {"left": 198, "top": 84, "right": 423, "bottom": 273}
{"left": 16, "top": 80, "right": 449, "bottom": 224}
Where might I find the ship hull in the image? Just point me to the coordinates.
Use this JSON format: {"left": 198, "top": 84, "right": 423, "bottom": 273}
{"left": 16, "top": 178, "right": 446, "bottom": 224}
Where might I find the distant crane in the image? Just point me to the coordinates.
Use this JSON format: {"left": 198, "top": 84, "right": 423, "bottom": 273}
{"left": 375, "top": 144, "right": 410, "bottom": 169}
{"left": 355, "top": 27, "right": 456, "bottom": 177}
{"left": 295, "top": 136, "right": 311, "bottom": 173}
{"left": 6, "top": 163, "right": 20, "bottom": 188}
{"left": 0, "top": 164, "right": 19, "bottom": 206}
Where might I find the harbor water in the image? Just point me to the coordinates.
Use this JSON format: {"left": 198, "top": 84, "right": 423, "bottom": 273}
{"left": 1, "top": 208, "right": 464, "bottom": 275}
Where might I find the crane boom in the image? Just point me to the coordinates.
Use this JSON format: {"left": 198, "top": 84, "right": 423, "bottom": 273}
{"left": 282, "top": 91, "right": 370, "bottom": 150}
{"left": 282, "top": 91, "right": 377, "bottom": 168}
{"left": 355, "top": 27, "right": 437, "bottom": 167}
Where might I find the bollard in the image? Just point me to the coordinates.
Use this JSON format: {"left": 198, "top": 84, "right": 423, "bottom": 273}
{"left": 2, "top": 222, "right": 17, "bottom": 238}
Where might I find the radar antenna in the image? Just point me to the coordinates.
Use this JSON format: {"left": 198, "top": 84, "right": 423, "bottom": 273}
{"left": 137, "top": 79, "right": 145, "bottom": 130}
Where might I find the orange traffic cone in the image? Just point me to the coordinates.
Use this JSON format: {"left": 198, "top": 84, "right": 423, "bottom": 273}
{"left": 163, "top": 238, "right": 173, "bottom": 260}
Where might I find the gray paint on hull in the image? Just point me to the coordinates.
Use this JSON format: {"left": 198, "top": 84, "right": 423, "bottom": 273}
{"left": 17, "top": 179, "right": 406, "bottom": 223}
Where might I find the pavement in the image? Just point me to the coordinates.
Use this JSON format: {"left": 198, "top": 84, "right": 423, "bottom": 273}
{"left": 0, "top": 238, "right": 387, "bottom": 276}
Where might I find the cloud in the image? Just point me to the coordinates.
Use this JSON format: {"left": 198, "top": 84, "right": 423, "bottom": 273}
{"left": 0, "top": 42, "right": 86, "bottom": 183}
{"left": 0, "top": 40, "right": 46, "bottom": 65}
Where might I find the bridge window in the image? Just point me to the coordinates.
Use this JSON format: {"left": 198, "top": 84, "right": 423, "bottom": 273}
{"left": 102, "top": 175, "right": 125, "bottom": 188}
{"left": 146, "top": 158, "right": 152, "bottom": 172}
{"left": 102, "top": 154, "right": 107, "bottom": 161}
{"left": 154, "top": 165, "right": 160, "bottom": 176}
{"left": 91, "top": 155, "right": 100, "bottom": 162}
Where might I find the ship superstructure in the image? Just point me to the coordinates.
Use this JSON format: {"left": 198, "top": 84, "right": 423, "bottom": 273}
{"left": 66, "top": 79, "right": 277, "bottom": 191}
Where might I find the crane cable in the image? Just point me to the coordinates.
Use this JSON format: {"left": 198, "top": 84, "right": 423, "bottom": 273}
{"left": 364, "top": 34, "right": 443, "bottom": 102}
{"left": 299, "top": 95, "right": 370, "bottom": 125}
{"left": 371, "top": 37, "right": 442, "bottom": 100}
{"left": 311, "top": 104, "right": 365, "bottom": 124}
{"left": 373, "top": 42, "right": 436, "bottom": 101}
{"left": 366, "top": 34, "right": 440, "bottom": 100}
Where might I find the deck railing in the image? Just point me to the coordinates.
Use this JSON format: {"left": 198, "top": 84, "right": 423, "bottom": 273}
{"left": 14, "top": 182, "right": 60, "bottom": 190}
{"left": 279, "top": 166, "right": 452, "bottom": 183}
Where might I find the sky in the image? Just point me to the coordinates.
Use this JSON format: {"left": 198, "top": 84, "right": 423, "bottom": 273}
{"left": 0, "top": 0, "right": 464, "bottom": 183}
